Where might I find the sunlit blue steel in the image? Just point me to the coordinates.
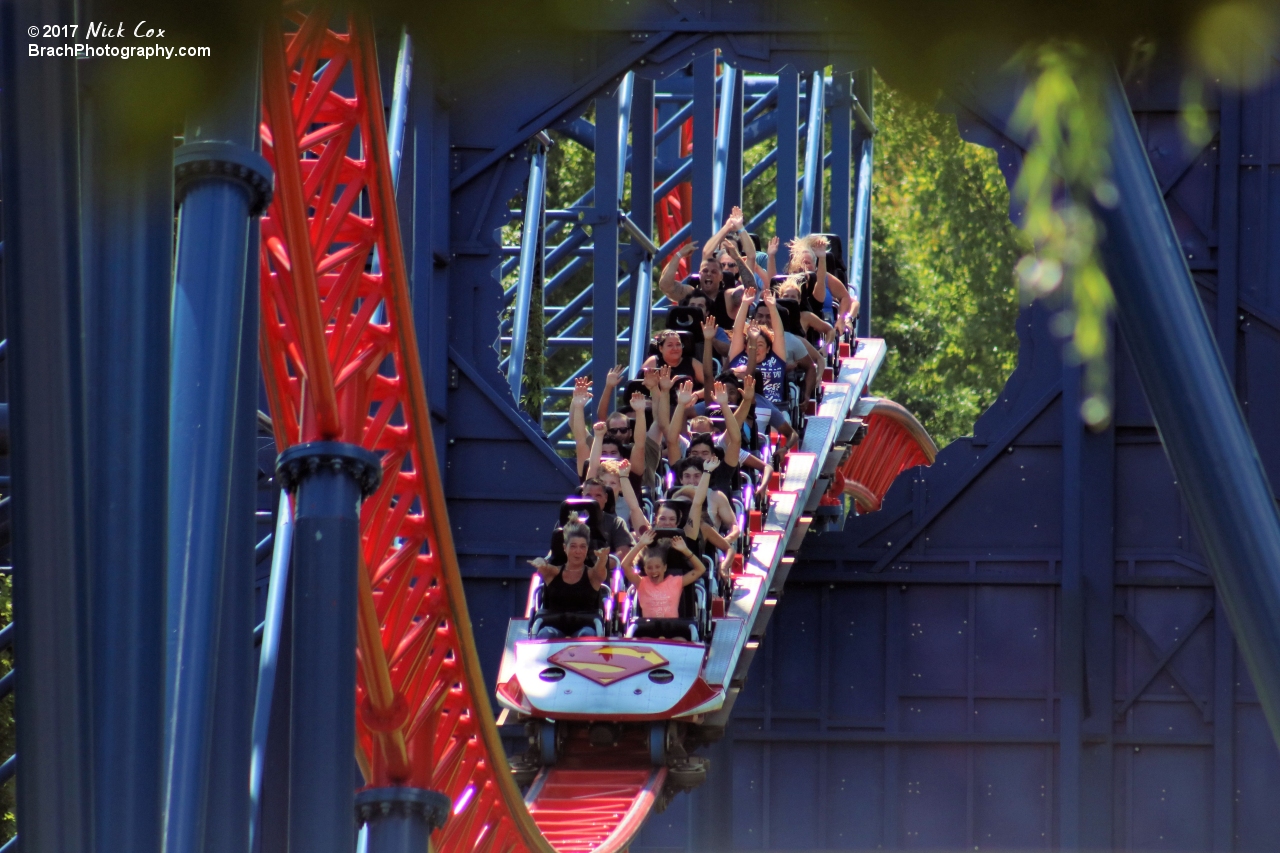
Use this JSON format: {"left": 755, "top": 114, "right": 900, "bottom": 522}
{"left": 774, "top": 68, "right": 800, "bottom": 244}
{"left": 508, "top": 143, "right": 548, "bottom": 402}
{"left": 1095, "top": 68, "right": 1280, "bottom": 743}
{"left": 249, "top": 491, "right": 295, "bottom": 853}
{"left": 713, "top": 64, "right": 738, "bottom": 225}
{"left": 849, "top": 137, "right": 872, "bottom": 307}
{"left": 616, "top": 72, "right": 634, "bottom": 198}
{"left": 388, "top": 28, "right": 413, "bottom": 190}
{"left": 799, "top": 71, "right": 826, "bottom": 234}
{"left": 692, "top": 52, "right": 717, "bottom": 241}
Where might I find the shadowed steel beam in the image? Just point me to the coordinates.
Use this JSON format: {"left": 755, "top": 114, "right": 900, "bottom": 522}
{"left": 800, "top": 71, "right": 825, "bottom": 233}
{"left": 592, "top": 87, "right": 622, "bottom": 403}
{"left": 853, "top": 70, "right": 874, "bottom": 336}
{"left": 712, "top": 64, "right": 737, "bottom": 225}
{"left": 165, "top": 32, "right": 269, "bottom": 853}
{"left": 692, "top": 51, "right": 717, "bottom": 243}
{"left": 0, "top": 0, "right": 91, "bottom": 846}
{"left": 828, "top": 70, "right": 853, "bottom": 284}
{"left": 79, "top": 50, "right": 173, "bottom": 853}
{"left": 775, "top": 67, "right": 800, "bottom": 244}
{"left": 1095, "top": 68, "right": 1280, "bottom": 745}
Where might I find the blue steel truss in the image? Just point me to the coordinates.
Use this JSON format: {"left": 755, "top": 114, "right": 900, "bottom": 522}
{"left": 495, "top": 63, "right": 874, "bottom": 448}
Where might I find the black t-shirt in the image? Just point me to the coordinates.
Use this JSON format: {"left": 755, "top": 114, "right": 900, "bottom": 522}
{"left": 685, "top": 279, "right": 734, "bottom": 329}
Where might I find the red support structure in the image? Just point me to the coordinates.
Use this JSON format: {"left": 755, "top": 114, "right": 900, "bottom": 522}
{"left": 258, "top": 8, "right": 555, "bottom": 853}
{"left": 831, "top": 399, "right": 937, "bottom": 513}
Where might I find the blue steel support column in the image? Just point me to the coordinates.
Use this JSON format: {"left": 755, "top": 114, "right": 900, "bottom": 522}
{"left": 508, "top": 143, "right": 547, "bottom": 402}
{"left": 828, "top": 70, "right": 853, "bottom": 278}
{"left": 202, "top": 213, "right": 260, "bottom": 853}
{"left": 276, "top": 443, "right": 382, "bottom": 853}
{"left": 853, "top": 71, "right": 874, "bottom": 336}
{"left": 78, "top": 54, "right": 173, "bottom": 853}
{"left": 0, "top": 0, "right": 91, "bottom": 847}
{"left": 628, "top": 77, "right": 656, "bottom": 377}
{"left": 849, "top": 139, "right": 872, "bottom": 321}
{"left": 775, "top": 67, "right": 800, "bottom": 245}
{"left": 712, "top": 64, "right": 737, "bottom": 226}
{"left": 692, "top": 52, "right": 718, "bottom": 243}
{"left": 1095, "top": 69, "right": 1280, "bottom": 742}
{"left": 165, "top": 33, "right": 272, "bottom": 853}
{"left": 724, "top": 71, "right": 745, "bottom": 218}
{"left": 357, "top": 787, "right": 450, "bottom": 853}
{"left": 800, "top": 71, "right": 826, "bottom": 234}
{"left": 592, "top": 88, "right": 622, "bottom": 405}
{"left": 250, "top": 492, "right": 294, "bottom": 853}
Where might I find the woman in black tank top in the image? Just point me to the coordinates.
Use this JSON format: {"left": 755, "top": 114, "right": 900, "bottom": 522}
{"left": 529, "top": 523, "right": 610, "bottom": 638}
{"left": 642, "top": 329, "right": 705, "bottom": 388}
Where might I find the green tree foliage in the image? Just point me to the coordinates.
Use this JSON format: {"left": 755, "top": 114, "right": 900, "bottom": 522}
{"left": 870, "top": 77, "right": 1026, "bottom": 446}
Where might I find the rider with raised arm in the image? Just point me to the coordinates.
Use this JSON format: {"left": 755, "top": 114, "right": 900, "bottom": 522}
{"left": 620, "top": 529, "right": 706, "bottom": 620}
{"left": 658, "top": 207, "right": 752, "bottom": 332}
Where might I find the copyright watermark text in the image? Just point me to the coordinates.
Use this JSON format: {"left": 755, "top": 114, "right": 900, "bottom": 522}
{"left": 26, "top": 21, "right": 210, "bottom": 59}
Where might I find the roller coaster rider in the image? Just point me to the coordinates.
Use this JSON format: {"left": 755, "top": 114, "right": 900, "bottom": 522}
{"left": 528, "top": 521, "right": 611, "bottom": 639}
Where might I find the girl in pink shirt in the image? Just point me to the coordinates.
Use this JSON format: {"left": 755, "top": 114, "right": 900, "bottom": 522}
{"left": 621, "top": 529, "right": 706, "bottom": 619}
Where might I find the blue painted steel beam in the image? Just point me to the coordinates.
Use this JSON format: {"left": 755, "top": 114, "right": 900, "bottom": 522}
{"left": 724, "top": 70, "right": 745, "bottom": 221}
{"left": 828, "top": 70, "right": 853, "bottom": 278}
{"left": 712, "top": 64, "right": 737, "bottom": 226}
{"left": 165, "top": 35, "right": 270, "bottom": 853}
{"left": 774, "top": 67, "right": 800, "bottom": 245}
{"left": 849, "top": 138, "right": 872, "bottom": 309}
{"left": 592, "top": 88, "right": 622, "bottom": 403}
{"left": 78, "top": 57, "right": 173, "bottom": 853}
{"left": 1095, "top": 68, "right": 1280, "bottom": 744}
{"left": 800, "top": 71, "right": 826, "bottom": 233}
{"left": 853, "top": 70, "right": 873, "bottom": 336}
{"left": 616, "top": 72, "right": 634, "bottom": 200}
{"left": 388, "top": 29, "right": 413, "bottom": 189}
{"left": 629, "top": 76, "right": 657, "bottom": 378}
{"left": 203, "top": 213, "right": 259, "bottom": 853}
{"left": 691, "top": 52, "right": 717, "bottom": 243}
{"left": 250, "top": 492, "right": 294, "bottom": 853}
{"left": 276, "top": 443, "right": 381, "bottom": 853}
{"left": 507, "top": 142, "right": 548, "bottom": 402}
{"left": 0, "top": 0, "right": 91, "bottom": 844}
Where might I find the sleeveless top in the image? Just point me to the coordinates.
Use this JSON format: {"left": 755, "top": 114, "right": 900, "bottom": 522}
{"left": 730, "top": 350, "right": 786, "bottom": 405}
{"left": 543, "top": 567, "right": 599, "bottom": 613}
{"left": 637, "top": 574, "right": 684, "bottom": 619}
{"left": 685, "top": 277, "right": 734, "bottom": 329}
{"left": 659, "top": 352, "right": 700, "bottom": 389}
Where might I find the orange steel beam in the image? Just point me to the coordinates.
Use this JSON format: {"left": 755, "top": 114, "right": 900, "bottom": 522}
{"left": 261, "top": 17, "right": 341, "bottom": 438}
